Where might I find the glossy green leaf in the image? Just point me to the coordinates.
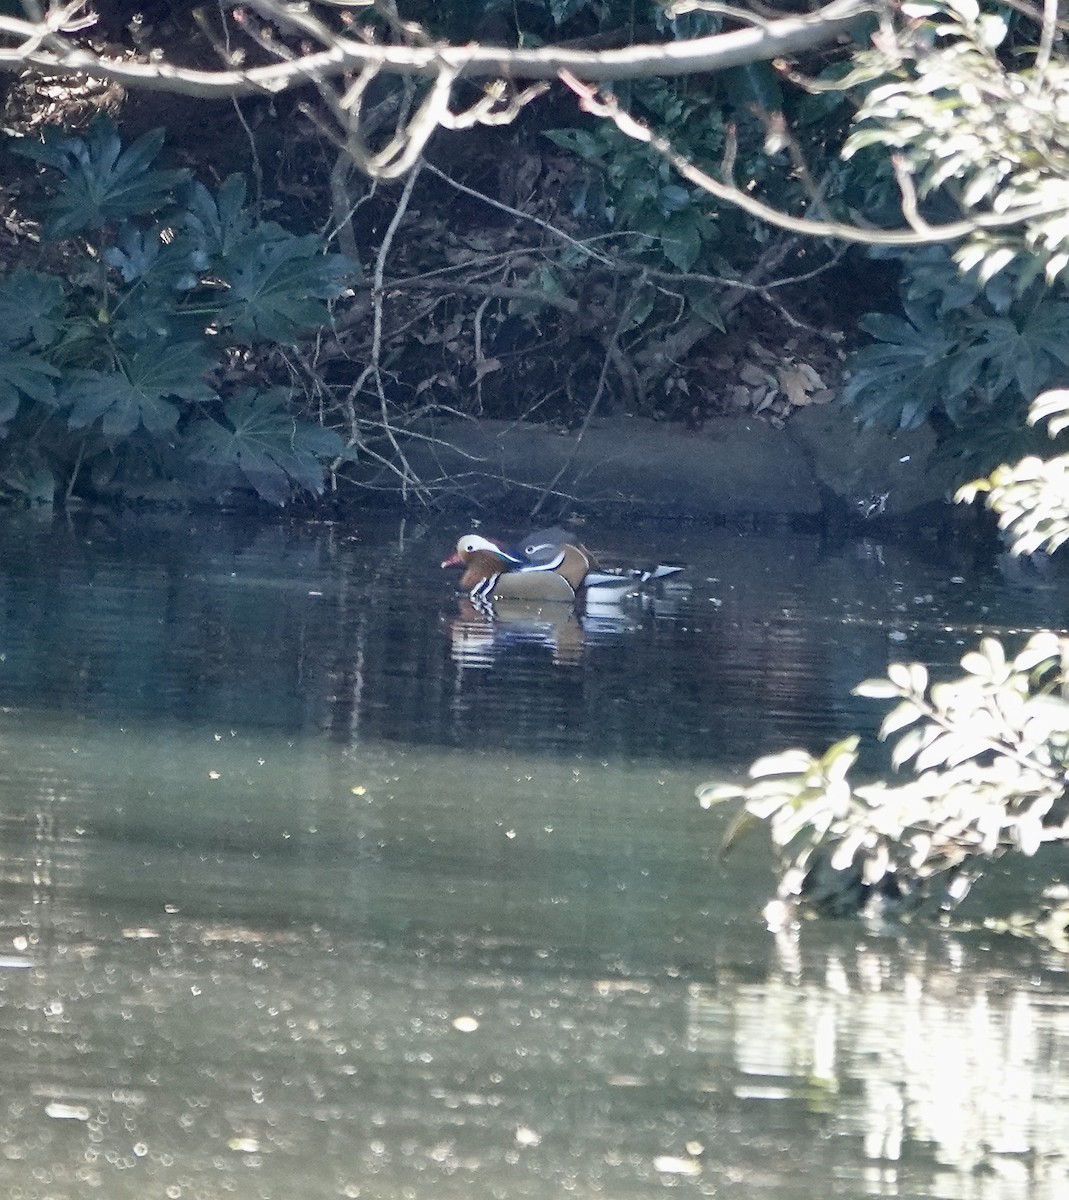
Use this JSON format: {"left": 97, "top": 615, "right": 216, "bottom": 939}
{"left": 186, "top": 389, "right": 346, "bottom": 504}
{"left": 64, "top": 341, "right": 214, "bottom": 440}
{"left": 14, "top": 116, "right": 190, "bottom": 237}
{"left": 0, "top": 269, "right": 66, "bottom": 349}
{"left": 0, "top": 347, "right": 59, "bottom": 417}
{"left": 684, "top": 281, "right": 725, "bottom": 331}
{"left": 216, "top": 231, "right": 352, "bottom": 343}
{"left": 178, "top": 175, "right": 255, "bottom": 260}
{"left": 659, "top": 211, "right": 702, "bottom": 272}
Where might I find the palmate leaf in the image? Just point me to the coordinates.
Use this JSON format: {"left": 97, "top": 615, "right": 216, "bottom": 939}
{"left": 102, "top": 222, "right": 197, "bottom": 288}
{"left": 844, "top": 302, "right": 971, "bottom": 429}
{"left": 971, "top": 302, "right": 1069, "bottom": 402}
{"left": 186, "top": 389, "right": 346, "bottom": 504}
{"left": 63, "top": 341, "right": 216, "bottom": 440}
{"left": 216, "top": 230, "right": 352, "bottom": 343}
{"left": 103, "top": 223, "right": 162, "bottom": 283}
{"left": 178, "top": 175, "right": 256, "bottom": 260}
{"left": 13, "top": 115, "right": 190, "bottom": 238}
{"left": 0, "top": 347, "right": 60, "bottom": 424}
{"left": 0, "top": 268, "right": 66, "bottom": 349}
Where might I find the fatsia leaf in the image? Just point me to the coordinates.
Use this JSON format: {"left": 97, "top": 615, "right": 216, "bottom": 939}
{"left": 186, "top": 389, "right": 346, "bottom": 504}
{"left": 550, "top": 0, "right": 589, "bottom": 25}
{"left": 178, "top": 175, "right": 255, "bottom": 260}
{"left": 63, "top": 341, "right": 215, "bottom": 440}
{"left": 0, "top": 347, "right": 59, "bottom": 418}
{"left": 14, "top": 116, "right": 190, "bottom": 238}
{"left": 103, "top": 223, "right": 162, "bottom": 283}
{"left": 0, "top": 269, "right": 66, "bottom": 349}
{"left": 216, "top": 231, "right": 352, "bottom": 343}
{"left": 64, "top": 371, "right": 180, "bottom": 440}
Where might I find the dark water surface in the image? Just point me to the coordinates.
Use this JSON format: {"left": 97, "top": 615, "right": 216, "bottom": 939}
{"left": 0, "top": 511, "right": 1067, "bottom": 1199}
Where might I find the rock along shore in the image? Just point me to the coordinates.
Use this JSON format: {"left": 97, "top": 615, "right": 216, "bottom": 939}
{"left": 369, "top": 406, "right": 959, "bottom": 525}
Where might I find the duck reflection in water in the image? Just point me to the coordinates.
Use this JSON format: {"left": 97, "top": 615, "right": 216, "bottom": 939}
{"left": 448, "top": 597, "right": 591, "bottom": 667}
{"left": 442, "top": 528, "right": 685, "bottom": 667}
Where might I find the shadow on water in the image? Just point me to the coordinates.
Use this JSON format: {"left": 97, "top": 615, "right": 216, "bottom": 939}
{"left": 0, "top": 510, "right": 1067, "bottom": 1197}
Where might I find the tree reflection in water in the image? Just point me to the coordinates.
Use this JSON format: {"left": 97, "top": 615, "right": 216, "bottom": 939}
{"left": 689, "top": 932, "right": 1069, "bottom": 1196}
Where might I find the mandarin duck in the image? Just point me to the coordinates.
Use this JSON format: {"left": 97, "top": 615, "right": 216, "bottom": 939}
{"left": 441, "top": 533, "right": 576, "bottom": 602}
{"left": 512, "top": 528, "right": 684, "bottom": 598}
{"left": 441, "top": 529, "right": 683, "bottom": 604}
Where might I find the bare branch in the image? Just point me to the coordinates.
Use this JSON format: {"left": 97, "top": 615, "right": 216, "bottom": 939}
{"left": 559, "top": 72, "right": 1069, "bottom": 248}
{"left": 0, "top": 0, "right": 877, "bottom": 97}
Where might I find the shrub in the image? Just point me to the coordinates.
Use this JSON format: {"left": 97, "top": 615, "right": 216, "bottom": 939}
{"left": 1, "top": 116, "right": 353, "bottom": 504}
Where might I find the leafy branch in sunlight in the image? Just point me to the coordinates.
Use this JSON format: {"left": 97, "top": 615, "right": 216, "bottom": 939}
{"left": 843, "top": 0, "right": 1069, "bottom": 282}
{"left": 956, "top": 389, "right": 1069, "bottom": 555}
{"left": 700, "top": 633, "right": 1069, "bottom": 924}
{"left": 702, "top": 376, "right": 1069, "bottom": 931}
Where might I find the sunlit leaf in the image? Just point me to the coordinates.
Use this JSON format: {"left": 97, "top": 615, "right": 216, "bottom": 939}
{"left": 1029, "top": 389, "right": 1069, "bottom": 436}
{"left": 823, "top": 738, "right": 859, "bottom": 783}
{"left": 960, "top": 650, "right": 992, "bottom": 677}
{"left": 1013, "top": 817, "right": 1043, "bottom": 857}
{"left": 980, "top": 638, "right": 1006, "bottom": 672}
{"left": 748, "top": 748, "right": 820, "bottom": 778}
{"left": 853, "top": 677, "right": 902, "bottom": 699}
{"left": 890, "top": 724, "right": 937, "bottom": 770}
{"left": 861, "top": 843, "right": 891, "bottom": 885}
{"left": 696, "top": 782, "right": 745, "bottom": 808}
{"left": 887, "top": 662, "right": 914, "bottom": 690}
{"left": 880, "top": 700, "right": 922, "bottom": 738}
{"left": 830, "top": 829, "right": 867, "bottom": 872}
{"left": 1015, "top": 633, "right": 1065, "bottom": 672}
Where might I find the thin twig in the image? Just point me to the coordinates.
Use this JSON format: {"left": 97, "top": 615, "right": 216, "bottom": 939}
{"left": 558, "top": 70, "right": 1069, "bottom": 247}
{"left": 368, "top": 158, "right": 426, "bottom": 501}
{"left": 423, "top": 162, "right": 614, "bottom": 265}
{"left": 529, "top": 275, "right": 641, "bottom": 519}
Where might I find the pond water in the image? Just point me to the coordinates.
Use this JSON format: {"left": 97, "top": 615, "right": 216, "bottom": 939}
{"left": 0, "top": 510, "right": 1067, "bottom": 1200}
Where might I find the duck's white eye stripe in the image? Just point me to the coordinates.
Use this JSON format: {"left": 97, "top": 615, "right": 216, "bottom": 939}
{"left": 519, "top": 551, "right": 565, "bottom": 574}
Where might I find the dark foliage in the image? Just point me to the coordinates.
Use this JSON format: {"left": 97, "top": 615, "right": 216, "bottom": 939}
{"left": 0, "top": 117, "right": 353, "bottom": 505}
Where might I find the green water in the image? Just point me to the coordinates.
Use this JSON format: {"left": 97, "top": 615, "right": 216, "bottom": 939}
{"left": 0, "top": 511, "right": 1067, "bottom": 1199}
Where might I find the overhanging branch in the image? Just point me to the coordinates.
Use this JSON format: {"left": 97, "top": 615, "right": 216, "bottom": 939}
{"left": 0, "top": 0, "right": 878, "bottom": 98}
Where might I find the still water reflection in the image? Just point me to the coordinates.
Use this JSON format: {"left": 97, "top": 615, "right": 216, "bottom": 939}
{"left": 0, "top": 511, "right": 1067, "bottom": 1199}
